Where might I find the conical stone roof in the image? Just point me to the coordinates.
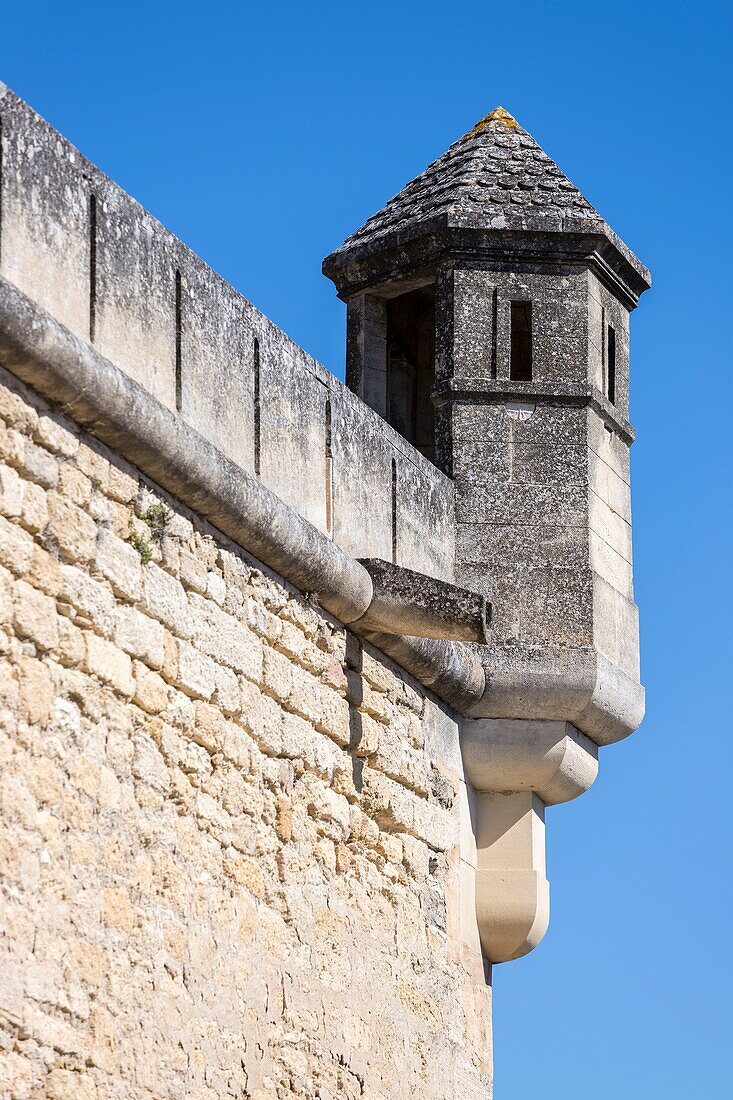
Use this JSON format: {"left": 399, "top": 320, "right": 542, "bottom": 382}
{"left": 324, "top": 108, "right": 647, "bottom": 287}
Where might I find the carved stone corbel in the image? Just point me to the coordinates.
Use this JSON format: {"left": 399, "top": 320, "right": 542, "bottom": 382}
{"left": 461, "top": 719, "right": 598, "bottom": 962}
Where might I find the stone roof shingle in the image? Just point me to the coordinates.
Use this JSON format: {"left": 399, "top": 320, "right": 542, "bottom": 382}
{"left": 332, "top": 107, "right": 606, "bottom": 257}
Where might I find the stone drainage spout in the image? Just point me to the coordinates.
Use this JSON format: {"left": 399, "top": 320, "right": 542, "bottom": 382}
{"left": 356, "top": 558, "right": 491, "bottom": 644}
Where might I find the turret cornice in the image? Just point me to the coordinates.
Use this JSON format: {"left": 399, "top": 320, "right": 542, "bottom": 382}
{"left": 324, "top": 222, "right": 650, "bottom": 311}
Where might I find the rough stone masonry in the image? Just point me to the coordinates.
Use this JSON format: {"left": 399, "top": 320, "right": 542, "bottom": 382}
{"left": 0, "top": 88, "right": 650, "bottom": 1100}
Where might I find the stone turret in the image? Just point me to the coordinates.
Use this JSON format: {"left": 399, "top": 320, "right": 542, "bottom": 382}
{"left": 325, "top": 108, "right": 651, "bottom": 961}
{"left": 324, "top": 106, "right": 651, "bottom": 747}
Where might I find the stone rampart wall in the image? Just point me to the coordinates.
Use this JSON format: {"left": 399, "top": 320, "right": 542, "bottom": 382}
{"left": 0, "top": 83, "right": 453, "bottom": 582}
{"left": 0, "top": 365, "right": 490, "bottom": 1099}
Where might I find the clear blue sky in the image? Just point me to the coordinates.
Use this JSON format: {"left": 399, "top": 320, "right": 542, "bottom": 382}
{"left": 2, "top": 3, "right": 731, "bottom": 1096}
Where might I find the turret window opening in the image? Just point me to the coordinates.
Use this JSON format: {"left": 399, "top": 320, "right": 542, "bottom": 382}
{"left": 509, "top": 300, "right": 532, "bottom": 381}
{"left": 385, "top": 285, "right": 436, "bottom": 465}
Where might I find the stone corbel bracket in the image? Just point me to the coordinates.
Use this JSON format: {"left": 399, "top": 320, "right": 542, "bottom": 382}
{"left": 461, "top": 719, "right": 599, "bottom": 963}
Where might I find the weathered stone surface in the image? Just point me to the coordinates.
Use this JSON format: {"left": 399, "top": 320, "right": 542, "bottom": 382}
{"left": 83, "top": 632, "right": 135, "bottom": 696}
{"left": 357, "top": 557, "right": 490, "bottom": 642}
{"left": 13, "top": 578, "right": 59, "bottom": 651}
{"left": 95, "top": 526, "right": 142, "bottom": 600}
{"left": 60, "top": 563, "right": 116, "bottom": 636}
{"left": 113, "top": 605, "right": 165, "bottom": 669}
{"left": 0, "top": 368, "right": 487, "bottom": 1098}
{"left": 324, "top": 107, "right": 647, "bottom": 744}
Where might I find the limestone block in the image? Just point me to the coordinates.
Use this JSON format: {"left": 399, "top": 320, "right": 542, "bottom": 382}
{"left": 114, "top": 606, "right": 165, "bottom": 669}
{"left": 177, "top": 255, "right": 255, "bottom": 472}
{"left": 60, "top": 564, "right": 116, "bottom": 636}
{"left": 453, "top": 401, "right": 586, "bottom": 447}
{"left": 58, "top": 464, "right": 93, "bottom": 508}
{"left": 75, "top": 441, "right": 110, "bottom": 488}
{"left": 161, "top": 684, "right": 195, "bottom": 731}
{"left": 0, "top": 88, "right": 91, "bottom": 339}
{"left": 223, "top": 853, "right": 265, "bottom": 896}
{"left": 132, "top": 732, "right": 170, "bottom": 793}
{"left": 456, "top": 480, "right": 587, "bottom": 528}
{"left": 175, "top": 640, "right": 217, "bottom": 701}
{"left": 350, "top": 709, "right": 382, "bottom": 757}
{"left": 143, "top": 563, "right": 193, "bottom": 639}
{"left": 261, "top": 644, "right": 293, "bottom": 703}
{"left": 18, "top": 480, "right": 48, "bottom": 534}
{"left": 330, "top": 386, "right": 454, "bottom": 581}
{"left": 0, "top": 375, "right": 39, "bottom": 433}
{"left": 313, "top": 685, "right": 351, "bottom": 747}
{"left": 589, "top": 530, "right": 633, "bottom": 598}
{"left": 0, "top": 567, "right": 12, "bottom": 621}
{"left": 347, "top": 670, "right": 389, "bottom": 724}
{"left": 83, "top": 632, "right": 134, "bottom": 695}
{"left": 17, "top": 439, "right": 57, "bottom": 489}
{"left": 258, "top": 328, "right": 329, "bottom": 533}
{"left": 0, "top": 462, "right": 23, "bottom": 517}
{"left": 373, "top": 724, "right": 430, "bottom": 796}
{"left": 412, "top": 796, "right": 458, "bottom": 852}
{"left": 133, "top": 663, "right": 169, "bottom": 714}
{"left": 588, "top": 416, "right": 631, "bottom": 483}
{"left": 56, "top": 616, "right": 86, "bottom": 666}
{"left": 345, "top": 292, "right": 388, "bottom": 407}
{"left": 486, "top": 565, "right": 594, "bottom": 648}
{"left": 94, "top": 178, "right": 179, "bottom": 407}
{"left": 179, "top": 546, "right": 209, "bottom": 594}
{"left": 101, "top": 886, "right": 135, "bottom": 935}
{"left": 423, "top": 700, "right": 460, "bottom": 771}
{"left": 106, "top": 462, "right": 138, "bottom": 504}
{"left": 35, "top": 413, "right": 79, "bottom": 458}
{"left": 361, "top": 767, "right": 455, "bottom": 851}
{"left": 589, "top": 490, "right": 632, "bottom": 564}
{"left": 284, "top": 627, "right": 332, "bottom": 681}
{"left": 280, "top": 710, "right": 347, "bottom": 780}
{"left": 206, "top": 570, "right": 227, "bottom": 605}
{"left": 592, "top": 573, "right": 640, "bottom": 680}
{"left": 457, "top": 440, "right": 587, "bottom": 489}
{"left": 18, "top": 656, "right": 55, "bottom": 725}
{"left": 95, "top": 527, "right": 142, "bottom": 600}
{"left": 588, "top": 444, "right": 632, "bottom": 521}
{"left": 444, "top": 268, "right": 497, "bottom": 382}
{"left": 46, "top": 492, "right": 97, "bottom": 562}
{"left": 0, "top": 422, "right": 26, "bottom": 468}
{"left": 27, "top": 545, "right": 63, "bottom": 597}
{"left": 238, "top": 678, "right": 283, "bottom": 755}
{"left": 13, "top": 579, "right": 58, "bottom": 651}
{"left": 212, "top": 663, "right": 241, "bottom": 714}
{"left": 189, "top": 593, "right": 263, "bottom": 680}
{"left": 45, "top": 1069, "right": 98, "bottom": 1100}
{"left": 301, "top": 774, "right": 351, "bottom": 839}
{"left": 394, "top": 453, "right": 455, "bottom": 581}
{"left": 191, "top": 699, "right": 231, "bottom": 754}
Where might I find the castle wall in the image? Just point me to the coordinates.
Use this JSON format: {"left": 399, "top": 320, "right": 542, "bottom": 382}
{"left": 0, "top": 83, "right": 454, "bottom": 583}
{"left": 0, "top": 365, "right": 491, "bottom": 1099}
{"left": 0, "top": 79, "right": 654, "bottom": 1098}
